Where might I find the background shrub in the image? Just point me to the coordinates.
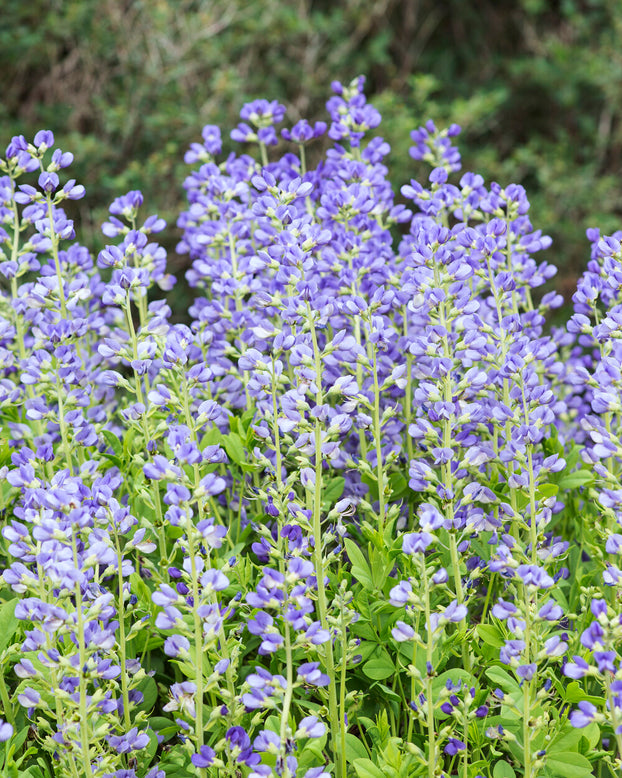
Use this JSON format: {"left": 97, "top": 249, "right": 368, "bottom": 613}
{"left": 2, "top": 0, "right": 621, "bottom": 306}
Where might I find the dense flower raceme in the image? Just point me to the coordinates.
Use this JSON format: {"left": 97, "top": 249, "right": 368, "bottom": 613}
{"left": 0, "top": 76, "right": 621, "bottom": 778}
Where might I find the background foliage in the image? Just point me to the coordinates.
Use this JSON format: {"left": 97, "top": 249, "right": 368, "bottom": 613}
{"left": 2, "top": 0, "right": 621, "bottom": 303}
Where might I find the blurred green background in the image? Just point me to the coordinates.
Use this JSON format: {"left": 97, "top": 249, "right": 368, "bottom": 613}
{"left": 2, "top": 0, "right": 622, "bottom": 300}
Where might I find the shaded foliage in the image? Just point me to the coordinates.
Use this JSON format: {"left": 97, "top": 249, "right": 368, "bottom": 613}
{"left": 2, "top": 0, "right": 621, "bottom": 312}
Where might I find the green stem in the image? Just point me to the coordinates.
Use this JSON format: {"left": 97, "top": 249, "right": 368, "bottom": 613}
{"left": 522, "top": 678, "right": 532, "bottom": 778}
{"left": 55, "top": 370, "right": 74, "bottom": 475}
{"left": 339, "top": 601, "right": 348, "bottom": 775}
{"left": 462, "top": 709, "right": 469, "bottom": 778}
{"left": 606, "top": 680, "right": 622, "bottom": 766}
{"left": 271, "top": 361, "right": 283, "bottom": 487}
{"left": 0, "top": 673, "right": 14, "bottom": 727}
{"left": 279, "top": 620, "right": 294, "bottom": 778}
{"left": 371, "top": 348, "right": 386, "bottom": 534}
{"left": 407, "top": 611, "right": 421, "bottom": 743}
{"left": 114, "top": 531, "right": 132, "bottom": 731}
{"left": 259, "top": 142, "right": 268, "bottom": 168}
{"left": 308, "top": 306, "right": 343, "bottom": 778}
{"left": 422, "top": 559, "right": 436, "bottom": 778}
{"left": 403, "top": 307, "right": 414, "bottom": 464}
{"left": 45, "top": 192, "right": 68, "bottom": 320}
{"left": 72, "top": 535, "right": 94, "bottom": 778}
{"left": 298, "top": 143, "right": 307, "bottom": 176}
{"left": 433, "top": 264, "right": 471, "bottom": 670}
{"left": 522, "top": 590, "right": 534, "bottom": 778}
{"left": 68, "top": 756, "right": 81, "bottom": 778}
{"left": 186, "top": 509, "right": 205, "bottom": 748}
{"left": 353, "top": 314, "right": 369, "bottom": 460}
{"left": 181, "top": 375, "right": 236, "bottom": 704}
{"left": 124, "top": 291, "right": 168, "bottom": 558}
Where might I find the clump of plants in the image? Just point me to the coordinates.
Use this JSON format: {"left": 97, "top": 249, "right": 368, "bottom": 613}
{"left": 0, "top": 76, "right": 621, "bottom": 778}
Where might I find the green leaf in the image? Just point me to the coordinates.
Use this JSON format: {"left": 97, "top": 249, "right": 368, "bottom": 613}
{"left": 536, "top": 482, "right": 558, "bottom": 500}
{"left": 564, "top": 445, "right": 582, "bottom": 472}
{"left": 0, "top": 437, "right": 11, "bottom": 468}
{"left": 548, "top": 723, "right": 584, "bottom": 753}
{"left": 0, "top": 599, "right": 19, "bottom": 654}
{"left": 323, "top": 476, "right": 345, "bottom": 507}
{"left": 200, "top": 427, "right": 223, "bottom": 448}
{"left": 388, "top": 471, "right": 408, "bottom": 498}
{"left": 129, "top": 572, "right": 153, "bottom": 610}
{"left": 297, "top": 734, "right": 327, "bottom": 770}
{"left": 545, "top": 752, "right": 593, "bottom": 778}
{"left": 222, "top": 432, "right": 246, "bottom": 465}
{"left": 5, "top": 724, "right": 31, "bottom": 763}
{"left": 149, "top": 716, "right": 179, "bottom": 743}
{"left": 102, "top": 429, "right": 123, "bottom": 456}
{"left": 122, "top": 429, "right": 136, "bottom": 459}
{"left": 563, "top": 681, "right": 603, "bottom": 706}
{"left": 432, "top": 669, "right": 477, "bottom": 701}
{"left": 345, "top": 734, "right": 369, "bottom": 763}
{"left": 143, "top": 728, "right": 159, "bottom": 762}
{"left": 580, "top": 722, "right": 600, "bottom": 749}
{"left": 493, "top": 762, "right": 516, "bottom": 778}
{"left": 557, "top": 470, "right": 594, "bottom": 489}
{"left": 373, "top": 683, "right": 402, "bottom": 703}
{"left": 476, "top": 623, "right": 505, "bottom": 648}
{"left": 470, "top": 761, "right": 490, "bottom": 778}
{"left": 362, "top": 648, "right": 395, "bottom": 680}
{"left": 485, "top": 666, "right": 520, "bottom": 694}
{"left": 135, "top": 676, "right": 158, "bottom": 712}
{"left": 344, "top": 539, "right": 374, "bottom": 591}
{"left": 352, "top": 758, "right": 387, "bottom": 778}
{"left": 156, "top": 751, "right": 192, "bottom": 778}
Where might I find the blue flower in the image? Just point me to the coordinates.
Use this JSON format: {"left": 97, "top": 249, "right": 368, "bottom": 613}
{"left": 191, "top": 745, "right": 216, "bottom": 768}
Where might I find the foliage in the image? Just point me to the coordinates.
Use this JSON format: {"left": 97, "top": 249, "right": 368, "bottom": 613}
{"left": 3, "top": 0, "right": 622, "bottom": 309}
{"left": 3, "top": 78, "right": 622, "bottom": 778}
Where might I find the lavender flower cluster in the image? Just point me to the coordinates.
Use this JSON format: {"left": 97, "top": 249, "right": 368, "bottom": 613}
{"left": 0, "top": 77, "right": 618, "bottom": 778}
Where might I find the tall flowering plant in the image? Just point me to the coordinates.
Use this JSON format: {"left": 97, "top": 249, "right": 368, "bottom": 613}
{"left": 0, "top": 77, "right": 616, "bottom": 778}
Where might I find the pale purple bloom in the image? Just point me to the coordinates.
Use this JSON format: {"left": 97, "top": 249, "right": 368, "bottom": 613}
{"left": 570, "top": 701, "right": 599, "bottom": 728}
{"left": 392, "top": 620, "right": 415, "bottom": 642}
{"left": 0, "top": 720, "right": 13, "bottom": 741}
{"left": 191, "top": 745, "right": 216, "bottom": 768}
{"left": 297, "top": 662, "right": 329, "bottom": 686}
{"left": 564, "top": 657, "right": 590, "bottom": 679}
{"left": 108, "top": 727, "right": 149, "bottom": 753}
{"left": 296, "top": 716, "right": 326, "bottom": 739}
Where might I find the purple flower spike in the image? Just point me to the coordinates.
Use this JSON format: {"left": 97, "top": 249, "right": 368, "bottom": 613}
{"left": 444, "top": 738, "right": 466, "bottom": 755}
{"left": 516, "top": 663, "right": 537, "bottom": 681}
{"left": 17, "top": 687, "right": 41, "bottom": 708}
{"left": 516, "top": 565, "right": 554, "bottom": 589}
{"left": 403, "top": 532, "right": 434, "bottom": 554}
{"left": 108, "top": 727, "right": 150, "bottom": 754}
{"left": 389, "top": 580, "right": 413, "bottom": 607}
{"left": 444, "top": 600, "right": 467, "bottom": 622}
{"left": 569, "top": 701, "right": 599, "bottom": 728}
{"left": 296, "top": 716, "right": 326, "bottom": 739}
{"left": 492, "top": 599, "right": 518, "bottom": 620}
{"left": 253, "top": 729, "right": 281, "bottom": 753}
{"left": 564, "top": 656, "right": 591, "bottom": 679}
{"left": 191, "top": 745, "right": 216, "bottom": 768}
{"left": 392, "top": 620, "right": 415, "bottom": 642}
{"left": 298, "top": 662, "right": 330, "bottom": 687}
{"left": 34, "top": 130, "right": 54, "bottom": 150}
{"left": 163, "top": 634, "right": 190, "bottom": 658}
{"left": 0, "top": 720, "right": 13, "bottom": 742}
{"left": 226, "top": 726, "right": 259, "bottom": 765}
